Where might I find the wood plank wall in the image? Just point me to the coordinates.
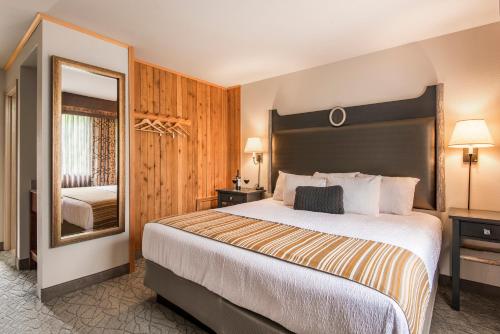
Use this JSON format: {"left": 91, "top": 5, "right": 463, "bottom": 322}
{"left": 132, "top": 61, "right": 241, "bottom": 253}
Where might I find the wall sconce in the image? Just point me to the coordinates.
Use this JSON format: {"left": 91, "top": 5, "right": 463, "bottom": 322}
{"left": 244, "top": 137, "right": 264, "bottom": 190}
{"left": 448, "top": 119, "right": 495, "bottom": 210}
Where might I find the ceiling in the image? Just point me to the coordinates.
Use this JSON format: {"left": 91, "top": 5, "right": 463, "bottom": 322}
{"left": 62, "top": 65, "right": 117, "bottom": 101}
{"left": 1, "top": 0, "right": 499, "bottom": 86}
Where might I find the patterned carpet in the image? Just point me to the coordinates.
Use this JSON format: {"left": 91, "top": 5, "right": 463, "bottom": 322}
{"left": 0, "top": 251, "right": 498, "bottom": 333}
{"left": 0, "top": 251, "right": 205, "bottom": 334}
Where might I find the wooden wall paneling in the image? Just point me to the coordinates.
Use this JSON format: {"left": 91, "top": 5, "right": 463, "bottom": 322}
{"left": 185, "top": 78, "right": 198, "bottom": 213}
{"left": 153, "top": 72, "right": 161, "bottom": 221}
{"left": 131, "top": 61, "right": 241, "bottom": 252}
{"left": 180, "top": 78, "right": 188, "bottom": 211}
{"left": 128, "top": 46, "right": 136, "bottom": 270}
{"left": 221, "top": 89, "right": 229, "bottom": 188}
{"left": 196, "top": 82, "right": 208, "bottom": 199}
{"left": 227, "top": 87, "right": 234, "bottom": 183}
{"left": 176, "top": 76, "right": 184, "bottom": 214}
{"left": 211, "top": 87, "right": 222, "bottom": 193}
{"left": 146, "top": 65, "right": 156, "bottom": 230}
{"left": 138, "top": 64, "right": 149, "bottom": 250}
{"left": 133, "top": 62, "right": 141, "bottom": 254}
{"left": 226, "top": 87, "right": 241, "bottom": 182}
{"left": 206, "top": 86, "right": 214, "bottom": 198}
{"left": 158, "top": 71, "right": 167, "bottom": 219}
{"left": 165, "top": 72, "right": 176, "bottom": 215}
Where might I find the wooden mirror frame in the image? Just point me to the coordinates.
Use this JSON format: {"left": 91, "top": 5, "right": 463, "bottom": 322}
{"left": 51, "top": 56, "right": 125, "bottom": 247}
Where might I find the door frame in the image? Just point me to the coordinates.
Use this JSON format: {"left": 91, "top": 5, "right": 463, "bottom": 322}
{"left": 3, "top": 81, "right": 18, "bottom": 255}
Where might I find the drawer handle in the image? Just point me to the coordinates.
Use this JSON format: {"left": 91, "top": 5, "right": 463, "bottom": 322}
{"left": 483, "top": 228, "right": 491, "bottom": 236}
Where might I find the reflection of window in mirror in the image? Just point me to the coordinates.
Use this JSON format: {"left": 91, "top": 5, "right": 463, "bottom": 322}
{"left": 59, "top": 65, "right": 119, "bottom": 238}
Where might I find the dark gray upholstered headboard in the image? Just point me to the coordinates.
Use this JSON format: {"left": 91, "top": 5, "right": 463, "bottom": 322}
{"left": 269, "top": 85, "right": 445, "bottom": 211}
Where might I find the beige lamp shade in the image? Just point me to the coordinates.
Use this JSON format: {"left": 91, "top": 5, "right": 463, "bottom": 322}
{"left": 448, "top": 119, "right": 494, "bottom": 148}
{"left": 244, "top": 137, "right": 263, "bottom": 153}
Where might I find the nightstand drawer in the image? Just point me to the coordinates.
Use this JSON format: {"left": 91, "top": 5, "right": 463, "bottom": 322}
{"left": 461, "top": 221, "right": 500, "bottom": 241}
{"left": 219, "top": 193, "right": 245, "bottom": 204}
{"left": 216, "top": 188, "right": 265, "bottom": 208}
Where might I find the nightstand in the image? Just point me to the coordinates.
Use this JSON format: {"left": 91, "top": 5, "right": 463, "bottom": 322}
{"left": 216, "top": 188, "right": 265, "bottom": 208}
{"left": 449, "top": 208, "right": 500, "bottom": 310}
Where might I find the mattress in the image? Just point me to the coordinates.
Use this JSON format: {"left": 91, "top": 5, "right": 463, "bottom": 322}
{"left": 61, "top": 185, "right": 117, "bottom": 230}
{"left": 142, "top": 198, "right": 442, "bottom": 334}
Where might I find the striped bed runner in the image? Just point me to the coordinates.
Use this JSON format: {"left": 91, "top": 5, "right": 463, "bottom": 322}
{"left": 155, "top": 210, "right": 430, "bottom": 334}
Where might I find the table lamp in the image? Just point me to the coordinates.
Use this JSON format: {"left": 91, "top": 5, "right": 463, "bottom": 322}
{"left": 448, "top": 119, "right": 495, "bottom": 210}
{"left": 244, "top": 137, "right": 264, "bottom": 190}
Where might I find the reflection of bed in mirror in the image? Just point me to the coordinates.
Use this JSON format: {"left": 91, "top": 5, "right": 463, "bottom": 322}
{"left": 61, "top": 185, "right": 117, "bottom": 236}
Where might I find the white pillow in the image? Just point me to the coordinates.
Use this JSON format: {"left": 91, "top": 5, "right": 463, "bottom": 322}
{"left": 379, "top": 176, "right": 420, "bottom": 215}
{"left": 283, "top": 174, "right": 326, "bottom": 206}
{"left": 325, "top": 175, "right": 382, "bottom": 215}
{"left": 273, "top": 171, "right": 287, "bottom": 201}
{"left": 313, "top": 171, "right": 359, "bottom": 178}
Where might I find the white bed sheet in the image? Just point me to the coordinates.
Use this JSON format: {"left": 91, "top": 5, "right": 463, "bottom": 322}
{"left": 61, "top": 185, "right": 117, "bottom": 230}
{"left": 142, "top": 198, "right": 442, "bottom": 334}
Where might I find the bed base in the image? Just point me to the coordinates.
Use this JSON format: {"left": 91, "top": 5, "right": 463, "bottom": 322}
{"left": 145, "top": 260, "right": 291, "bottom": 334}
{"left": 145, "top": 259, "right": 438, "bottom": 334}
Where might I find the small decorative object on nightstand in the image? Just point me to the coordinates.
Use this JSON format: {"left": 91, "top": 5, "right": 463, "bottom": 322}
{"left": 449, "top": 207, "right": 500, "bottom": 311}
{"left": 216, "top": 188, "right": 265, "bottom": 208}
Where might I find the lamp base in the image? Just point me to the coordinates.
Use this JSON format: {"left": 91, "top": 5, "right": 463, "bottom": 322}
{"left": 255, "top": 186, "right": 264, "bottom": 190}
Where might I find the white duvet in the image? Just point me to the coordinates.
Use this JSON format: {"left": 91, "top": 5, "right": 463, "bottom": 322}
{"left": 142, "top": 198, "right": 442, "bottom": 334}
{"left": 61, "top": 185, "right": 117, "bottom": 230}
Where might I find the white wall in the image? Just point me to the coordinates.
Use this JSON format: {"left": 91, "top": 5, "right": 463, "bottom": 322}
{"left": 0, "top": 69, "right": 5, "bottom": 247}
{"left": 36, "top": 20, "right": 129, "bottom": 293}
{"left": 241, "top": 22, "right": 500, "bottom": 287}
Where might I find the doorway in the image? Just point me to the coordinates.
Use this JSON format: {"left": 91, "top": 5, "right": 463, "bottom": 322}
{"left": 3, "top": 83, "right": 18, "bottom": 258}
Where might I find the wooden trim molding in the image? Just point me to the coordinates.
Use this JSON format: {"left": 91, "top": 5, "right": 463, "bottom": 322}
{"left": 40, "top": 13, "right": 129, "bottom": 49}
{"left": 133, "top": 112, "right": 192, "bottom": 126}
{"left": 436, "top": 84, "right": 446, "bottom": 212}
{"left": 3, "top": 13, "right": 239, "bottom": 92}
{"left": 3, "top": 12, "right": 129, "bottom": 70}
{"left": 135, "top": 58, "right": 227, "bottom": 90}
{"left": 3, "top": 13, "right": 43, "bottom": 70}
{"left": 62, "top": 105, "right": 117, "bottom": 118}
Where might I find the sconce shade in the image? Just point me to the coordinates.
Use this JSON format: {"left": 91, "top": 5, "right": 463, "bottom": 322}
{"left": 244, "top": 137, "right": 264, "bottom": 153}
{"left": 448, "top": 119, "right": 494, "bottom": 148}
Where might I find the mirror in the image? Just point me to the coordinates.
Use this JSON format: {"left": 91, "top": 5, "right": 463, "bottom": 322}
{"left": 52, "top": 56, "right": 125, "bottom": 247}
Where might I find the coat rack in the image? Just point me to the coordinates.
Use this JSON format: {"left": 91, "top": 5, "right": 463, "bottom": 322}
{"left": 134, "top": 112, "right": 191, "bottom": 137}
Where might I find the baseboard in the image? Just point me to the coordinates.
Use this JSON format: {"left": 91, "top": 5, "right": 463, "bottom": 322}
{"left": 439, "top": 274, "right": 500, "bottom": 298}
{"left": 40, "top": 263, "right": 129, "bottom": 302}
{"left": 16, "top": 257, "right": 30, "bottom": 270}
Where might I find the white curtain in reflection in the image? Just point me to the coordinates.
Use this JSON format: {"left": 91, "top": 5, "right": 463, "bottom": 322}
{"left": 61, "top": 114, "right": 92, "bottom": 187}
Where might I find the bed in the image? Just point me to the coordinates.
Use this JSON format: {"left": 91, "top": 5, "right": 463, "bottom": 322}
{"left": 61, "top": 185, "right": 117, "bottom": 230}
{"left": 144, "top": 198, "right": 442, "bottom": 333}
{"left": 143, "top": 85, "right": 446, "bottom": 333}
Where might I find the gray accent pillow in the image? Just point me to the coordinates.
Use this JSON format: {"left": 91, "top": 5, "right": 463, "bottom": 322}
{"left": 293, "top": 186, "right": 344, "bottom": 214}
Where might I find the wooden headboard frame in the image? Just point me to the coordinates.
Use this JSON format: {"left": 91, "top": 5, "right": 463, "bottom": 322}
{"left": 268, "top": 85, "right": 445, "bottom": 211}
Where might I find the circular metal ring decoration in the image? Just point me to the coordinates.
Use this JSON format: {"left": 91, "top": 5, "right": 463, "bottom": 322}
{"left": 329, "top": 106, "right": 347, "bottom": 127}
